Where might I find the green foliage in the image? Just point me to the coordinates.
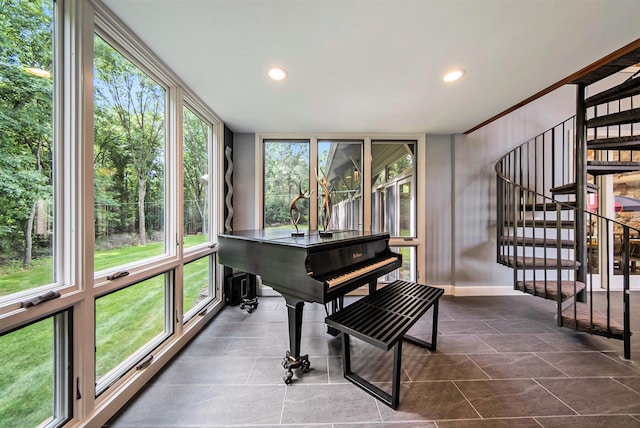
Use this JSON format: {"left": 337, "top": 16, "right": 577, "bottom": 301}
{"left": 183, "top": 108, "right": 208, "bottom": 235}
{"left": 93, "top": 35, "right": 165, "bottom": 245}
{"left": 2, "top": 1, "right": 207, "bottom": 272}
{"left": 0, "top": 0, "right": 54, "bottom": 266}
{"left": 263, "top": 141, "right": 310, "bottom": 227}
{"left": 0, "top": 2, "right": 213, "bottom": 426}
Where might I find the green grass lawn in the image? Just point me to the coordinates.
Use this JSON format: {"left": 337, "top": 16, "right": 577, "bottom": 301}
{"left": 0, "top": 257, "right": 54, "bottom": 296}
{"left": 0, "top": 234, "right": 209, "bottom": 296}
{"left": 0, "top": 234, "right": 210, "bottom": 428}
{"left": 0, "top": 319, "right": 53, "bottom": 428}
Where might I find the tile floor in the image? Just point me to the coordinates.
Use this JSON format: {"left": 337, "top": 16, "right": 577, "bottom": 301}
{"left": 107, "top": 292, "right": 640, "bottom": 427}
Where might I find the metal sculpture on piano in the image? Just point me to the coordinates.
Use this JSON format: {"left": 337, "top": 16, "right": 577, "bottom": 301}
{"left": 316, "top": 168, "right": 333, "bottom": 237}
{"left": 218, "top": 229, "right": 401, "bottom": 384}
{"left": 288, "top": 180, "right": 313, "bottom": 237}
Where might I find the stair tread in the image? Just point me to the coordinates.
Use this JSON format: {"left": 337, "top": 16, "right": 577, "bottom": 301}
{"left": 500, "top": 255, "right": 581, "bottom": 269}
{"left": 561, "top": 302, "right": 628, "bottom": 338}
{"left": 588, "top": 160, "right": 640, "bottom": 166}
{"left": 585, "top": 76, "right": 640, "bottom": 107}
{"left": 504, "top": 219, "right": 575, "bottom": 229}
{"left": 501, "top": 236, "right": 575, "bottom": 248}
{"left": 587, "top": 160, "right": 640, "bottom": 176}
{"left": 588, "top": 134, "right": 640, "bottom": 150}
{"left": 516, "top": 280, "right": 585, "bottom": 301}
{"left": 523, "top": 201, "right": 576, "bottom": 211}
{"left": 587, "top": 107, "right": 640, "bottom": 128}
{"left": 550, "top": 182, "right": 599, "bottom": 195}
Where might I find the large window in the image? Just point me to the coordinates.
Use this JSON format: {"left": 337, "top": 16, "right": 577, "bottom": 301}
{"left": 0, "top": 0, "right": 56, "bottom": 298}
{"left": 259, "top": 136, "right": 421, "bottom": 283}
{"left": 371, "top": 141, "right": 416, "bottom": 237}
{"left": 263, "top": 140, "right": 310, "bottom": 231}
{"left": 0, "top": 2, "right": 223, "bottom": 426}
{"left": 183, "top": 107, "right": 210, "bottom": 248}
{"left": 93, "top": 35, "right": 167, "bottom": 272}
{"left": 0, "top": 312, "right": 71, "bottom": 428}
{"left": 372, "top": 141, "right": 417, "bottom": 281}
{"left": 611, "top": 167, "right": 640, "bottom": 276}
{"left": 95, "top": 274, "right": 170, "bottom": 394}
{"left": 183, "top": 255, "right": 215, "bottom": 321}
{"left": 318, "top": 140, "right": 363, "bottom": 231}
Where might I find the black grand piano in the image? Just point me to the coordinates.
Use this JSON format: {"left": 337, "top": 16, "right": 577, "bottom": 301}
{"left": 217, "top": 229, "right": 401, "bottom": 383}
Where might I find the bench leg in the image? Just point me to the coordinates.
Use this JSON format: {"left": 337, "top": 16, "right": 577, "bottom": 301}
{"left": 403, "top": 299, "right": 440, "bottom": 351}
{"left": 341, "top": 333, "right": 402, "bottom": 410}
{"left": 327, "top": 297, "right": 344, "bottom": 337}
{"left": 342, "top": 331, "right": 352, "bottom": 375}
{"left": 391, "top": 340, "right": 402, "bottom": 409}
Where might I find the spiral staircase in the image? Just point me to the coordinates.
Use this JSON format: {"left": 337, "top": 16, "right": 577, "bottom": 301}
{"left": 495, "top": 51, "right": 640, "bottom": 360}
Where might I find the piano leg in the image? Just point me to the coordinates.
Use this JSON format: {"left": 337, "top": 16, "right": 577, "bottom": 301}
{"left": 368, "top": 279, "right": 377, "bottom": 294}
{"left": 281, "top": 294, "right": 310, "bottom": 384}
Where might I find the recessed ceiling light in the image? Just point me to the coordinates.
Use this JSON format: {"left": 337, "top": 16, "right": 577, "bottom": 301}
{"left": 443, "top": 69, "right": 465, "bottom": 83}
{"left": 268, "top": 66, "right": 287, "bottom": 81}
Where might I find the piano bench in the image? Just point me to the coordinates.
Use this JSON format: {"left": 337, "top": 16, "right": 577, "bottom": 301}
{"left": 325, "top": 280, "right": 444, "bottom": 409}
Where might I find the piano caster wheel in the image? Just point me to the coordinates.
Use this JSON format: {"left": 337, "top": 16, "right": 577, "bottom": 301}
{"left": 241, "top": 298, "right": 259, "bottom": 314}
{"left": 281, "top": 352, "right": 310, "bottom": 380}
{"left": 282, "top": 351, "right": 293, "bottom": 369}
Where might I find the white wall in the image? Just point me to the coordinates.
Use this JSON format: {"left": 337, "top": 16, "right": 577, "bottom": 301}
{"left": 452, "top": 85, "right": 577, "bottom": 293}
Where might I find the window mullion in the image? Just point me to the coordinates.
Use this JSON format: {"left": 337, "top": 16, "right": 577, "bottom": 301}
{"left": 363, "top": 138, "right": 372, "bottom": 231}
{"left": 310, "top": 137, "right": 319, "bottom": 230}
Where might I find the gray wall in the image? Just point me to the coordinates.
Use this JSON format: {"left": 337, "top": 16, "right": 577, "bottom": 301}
{"left": 230, "top": 85, "right": 579, "bottom": 293}
{"left": 231, "top": 133, "right": 257, "bottom": 231}
{"left": 452, "top": 85, "right": 577, "bottom": 292}
{"left": 424, "top": 134, "right": 454, "bottom": 285}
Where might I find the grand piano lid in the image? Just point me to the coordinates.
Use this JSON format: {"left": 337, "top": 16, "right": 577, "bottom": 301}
{"left": 218, "top": 229, "right": 390, "bottom": 249}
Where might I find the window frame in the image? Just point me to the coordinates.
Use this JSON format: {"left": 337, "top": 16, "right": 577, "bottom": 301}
{"left": 256, "top": 134, "right": 426, "bottom": 283}
{"left": 94, "top": 270, "right": 174, "bottom": 396}
{"left": 0, "top": 0, "right": 67, "bottom": 315}
{"left": 91, "top": 29, "right": 174, "bottom": 280}
{"left": 0, "top": 0, "right": 226, "bottom": 426}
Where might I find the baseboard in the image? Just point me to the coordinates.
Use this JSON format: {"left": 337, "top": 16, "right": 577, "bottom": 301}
{"left": 449, "top": 285, "right": 524, "bottom": 296}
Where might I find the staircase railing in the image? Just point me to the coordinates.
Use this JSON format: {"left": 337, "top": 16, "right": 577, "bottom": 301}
{"left": 495, "top": 118, "right": 634, "bottom": 359}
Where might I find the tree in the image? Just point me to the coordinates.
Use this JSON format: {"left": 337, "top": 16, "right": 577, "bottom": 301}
{"left": 93, "top": 36, "right": 165, "bottom": 245}
{"left": 183, "top": 108, "right": 208, "bottom": 235}
{"left": 0, "top": 0, "right": 53, "bottom": 267}
{"left": 263, "top": 142, "right": 309, "bottom": 226}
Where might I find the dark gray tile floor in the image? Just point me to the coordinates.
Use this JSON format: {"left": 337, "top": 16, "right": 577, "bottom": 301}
{"left": 107, "top": 292, "right": 640, "bottom": 428}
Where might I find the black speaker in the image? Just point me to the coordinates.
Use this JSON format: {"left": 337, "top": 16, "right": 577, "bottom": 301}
{"left": 241, "top": 273, "right": 257, "bottom": 300}
{"left": 224, "top": 272, "right": 244, "bottom": 306}
{"left": 240, "top": 273, "right": 258, "bottom": 312}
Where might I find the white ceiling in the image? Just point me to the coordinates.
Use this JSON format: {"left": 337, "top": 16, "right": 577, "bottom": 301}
{"left": 101, "top": 0, "right": 640, "bottom": 134}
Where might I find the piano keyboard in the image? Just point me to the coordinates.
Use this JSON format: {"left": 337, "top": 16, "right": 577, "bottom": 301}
{"left": 326, "top": 256, "right": 400, "bottom": 288}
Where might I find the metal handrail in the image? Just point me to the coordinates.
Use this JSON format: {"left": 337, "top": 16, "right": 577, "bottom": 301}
{"left": 495, "top": 117, "right": 633, "bottom": 359}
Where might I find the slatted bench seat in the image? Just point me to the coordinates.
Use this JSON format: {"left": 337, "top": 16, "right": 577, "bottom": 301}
{"left": 325, "top": 280, "right": 444, "bottom": 409}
